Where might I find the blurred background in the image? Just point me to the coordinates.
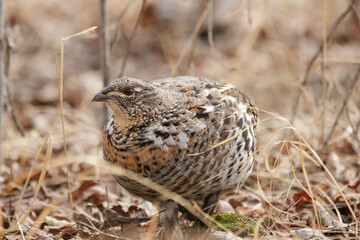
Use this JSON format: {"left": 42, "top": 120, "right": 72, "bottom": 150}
{"left": 3, "top": 0, "right": 360, "bottom": 132}
{"left": 1, "top": 0, "right": 360, "bottom": 239}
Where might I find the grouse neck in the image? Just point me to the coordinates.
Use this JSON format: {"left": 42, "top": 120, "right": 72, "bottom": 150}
{"left": 107, "top": 101, "right": 136, "bottom": 131}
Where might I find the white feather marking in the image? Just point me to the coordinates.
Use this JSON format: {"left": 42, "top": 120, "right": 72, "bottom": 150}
{"left": 238, "top": 102, "right": 248, "bottom": 114}
{"left": 145, "top": 131, "right": 157, "bottom": 142}
{"left": 154, "top": 136, "right": 164, "bottom": 146}
{"left": 178, "top": 131, "right": 189, "bottom": 143}
{"left": 164, "top": 135, "right": 176, "bottom": 146}
{"left": 106, "top": 116, "right": 113, "bottom": 130}
{"left": 177, "top": 140, "right": 188, "bottom": 150}
{"left": 134, "top": 87, "right": 143, "bottom": 92}
{"left": 202, "top": 89, "right": 210, "bottom": 97}
{"left": 218, "top": 83, "right": 234, "bottom": 93}
{"left": 201, "top": 105, "right": 215, "bottom": 113}
{"left": 108, "top": 126, "right": 113, "bottom": 135}
{"left": 106, "top": 116, "right": 114, "bottom": 135}
{"left": 221, "top": 95, "right": 237, "bottom": 103}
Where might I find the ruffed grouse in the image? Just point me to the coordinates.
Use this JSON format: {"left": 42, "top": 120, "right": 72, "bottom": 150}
{"left": 93, "top": 76, "right": 258, "bottom": 239}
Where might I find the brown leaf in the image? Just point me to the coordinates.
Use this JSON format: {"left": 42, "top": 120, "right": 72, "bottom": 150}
{"left": 71, "top": 180, "right": 97, "bottom": 201}
{"left": 293, "top": 190, "right": 312, "bottom": 205}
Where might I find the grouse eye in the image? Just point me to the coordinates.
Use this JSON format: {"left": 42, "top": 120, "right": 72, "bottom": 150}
{"left": 123, "top": 88, "right": 135, "bottom": 96}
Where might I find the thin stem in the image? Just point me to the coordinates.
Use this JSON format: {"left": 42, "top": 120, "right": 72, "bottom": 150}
{"left": 321, "top": 67, "right": 360, "bottom": 151}
{"left": 117, "top": 0, "right": 146, "bottom": 78}
{"left": 99, "top": 0, "right": 111, "bottom": 124}
{"left": 0, "top": 0, "right": 5, "bottom": 171}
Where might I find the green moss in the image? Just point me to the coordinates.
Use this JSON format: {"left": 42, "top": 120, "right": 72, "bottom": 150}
{"left": 212, "top": 213, "right": 254, "bottom": 237}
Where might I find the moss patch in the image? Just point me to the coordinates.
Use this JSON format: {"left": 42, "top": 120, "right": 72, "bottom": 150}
{"left": 212, "top": 213, "right": 254, "bottom": 237}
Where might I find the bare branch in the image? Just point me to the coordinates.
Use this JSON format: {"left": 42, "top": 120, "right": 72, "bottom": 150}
{"left": 321, "top": 67, "right": 360, "bottom": 151}
{"left": 0, "top": 0, "right": 6, "bottom": 169}
{"left": 110, "top": 0, "right": 133, "bottom": 52}
{"left": 5, "top": 30, "right": 25, "bottom": 136}
{"left": 117, "top": 0, "right": 146, "bottom": 78}
{"left": 207, "top": 0, "right": 236, "bottom": 71}
{"left": 174, "top": 0, "right": 211, "bottom": 75}
{"left": 291, "top": 0, "right": 356, "bottom": 123}
{"left": 6, "top": 84, "right": 25, "bottom": 136}
{"left": 99, "top": 0, "right": 111, "bottom": 124}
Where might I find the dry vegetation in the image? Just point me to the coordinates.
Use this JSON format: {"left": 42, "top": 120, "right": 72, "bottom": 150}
{"left": 1, "top": 0, "right": 360, "bottom": 239}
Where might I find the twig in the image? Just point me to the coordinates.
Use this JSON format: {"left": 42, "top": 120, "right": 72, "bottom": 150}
{"left": 321, "top": 67, "right": 360, "bottom": 151}
{"left": 345, "top": 105, "right": 360, "bottom": 142}
{"left": 103, "top": 209, "right": 150, "bottom": 227}
{"left": 6, "top": 84, "right": 25, "bottom": 136}
{"left": 320, "top": 0, "right": 328, "bottom": 144}
{"left": 4, "top": 30, "right": 25, "bottom": 136}
{"left": 0, "top": 0, "right": 5, "bottom": 170}
{"left": 110, "top": 0, "right": 132, "bottom": 52}
{"left": 99, "top": 0, "right": 111, "bottom": 124}
{"left": 173, "top": 0, "right": 211, "bottom": 75}
{"left": 290, "top": 0, "right": 356, "bottom": 123}
{"left": 207, "top": 0, "right": 236, "bottom": 71}
{"left": 117, "top": 0, "right": 146, "bottom": 78}
{"left": 246, "top": 0, "right": 252, "bottom": 24}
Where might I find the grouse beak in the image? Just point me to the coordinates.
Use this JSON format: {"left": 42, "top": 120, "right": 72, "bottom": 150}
{"left": 92, "top": 92, "right": 111, "bottom": 102}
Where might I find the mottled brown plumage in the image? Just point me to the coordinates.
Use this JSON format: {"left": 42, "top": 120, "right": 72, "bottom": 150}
{"left": 93, "top": 76, "right": 258, "bottom": 239}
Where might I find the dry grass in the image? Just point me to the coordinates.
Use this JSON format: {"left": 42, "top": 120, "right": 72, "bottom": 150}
{"left": 1, "top": 0, "right": 360, "bottom": 239}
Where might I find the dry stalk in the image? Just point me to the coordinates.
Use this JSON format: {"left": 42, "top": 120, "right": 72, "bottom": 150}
{"left": 24, "top": 136, "right": 54, "bottom": 238}
{"left": 299, "top": 139, "right": 322, "bottom": 232}
{"left": 7, "top": 133, "right": 51, "bottom": 232}
{"left": 60, "top": 25, "right": 98, "bottom": 210}
{"left": 25, "top": 200, "right": 59, "bottom": 239}
{"left": 255, "top": 109, "right": 358, "bottom": 237}
{"left": 159, "top": 35, "right": 177, "bottom": 75}
{"left": 60, "top": 39, "right": 73, "bottom": 210}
